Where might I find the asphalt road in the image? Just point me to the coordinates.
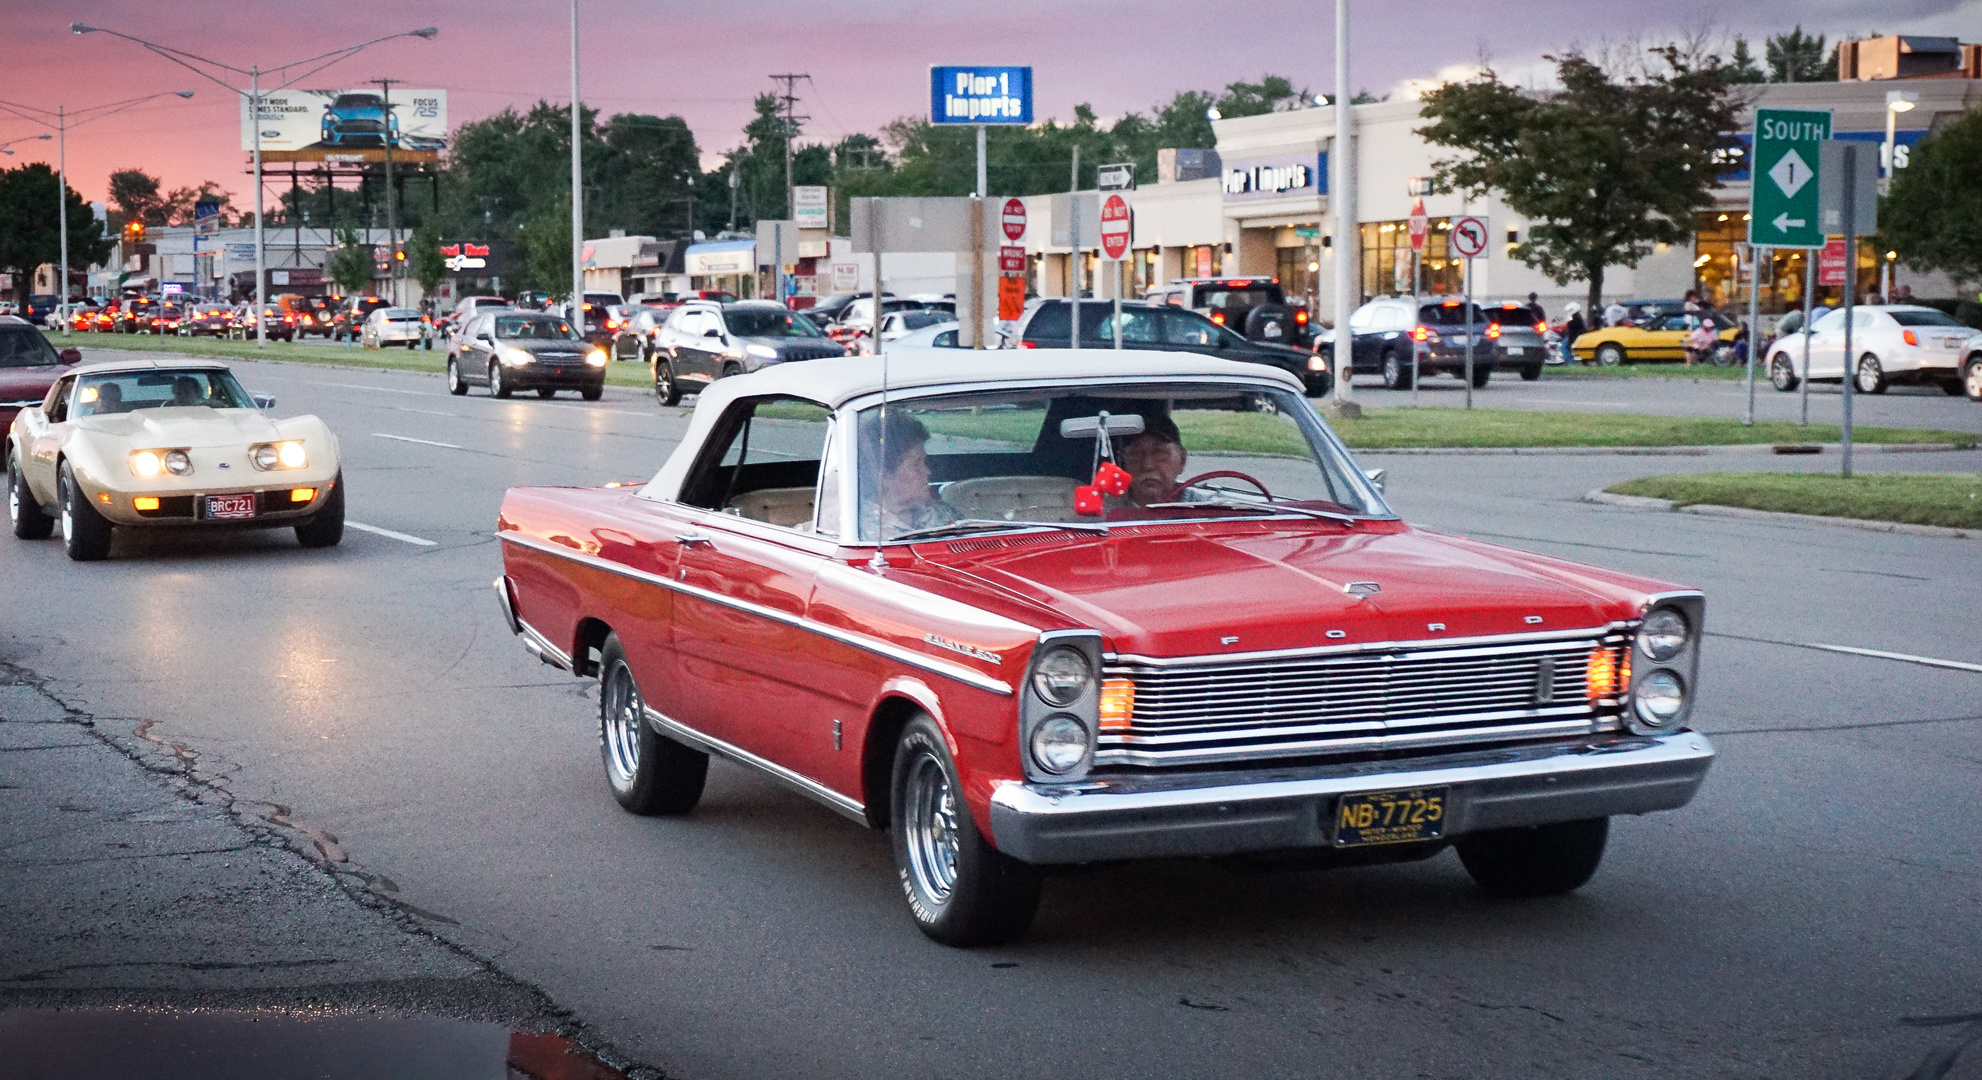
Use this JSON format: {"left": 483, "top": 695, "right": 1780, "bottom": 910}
{"left": 4, "top": 353, "right": 1979, "bottom": 1080}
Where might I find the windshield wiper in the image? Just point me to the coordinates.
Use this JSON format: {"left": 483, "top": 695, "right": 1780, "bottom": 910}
{"left": 1140, "top": 498, "right": 1359, "bottom": 527}
{"left": 890, "top": 518, "right": 1110, "bottom": 542}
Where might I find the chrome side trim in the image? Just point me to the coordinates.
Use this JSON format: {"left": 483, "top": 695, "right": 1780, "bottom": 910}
{"left": 501, "top": 530, "right": 1012, "bottom": 696}
{"left": 643, "top": 704, "right": 867, "bottom": 823}
{"left": 493, "top": 575, "right": 522, "bottom": 635}
{"left": 1106, "top": 623, "right": 1623, "bottom": 668}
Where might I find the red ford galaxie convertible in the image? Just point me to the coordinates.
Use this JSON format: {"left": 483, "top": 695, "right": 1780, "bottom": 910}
{"left": 496, "top": 351, "right": 1713, "bottom": 945}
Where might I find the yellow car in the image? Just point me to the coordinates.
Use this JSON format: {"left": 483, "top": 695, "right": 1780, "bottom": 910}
{"left": 8, "top": 360, "right": 343, "bottom": 561}
{"left": 1572, "top": 313, "right": 1740, "bottom": 366}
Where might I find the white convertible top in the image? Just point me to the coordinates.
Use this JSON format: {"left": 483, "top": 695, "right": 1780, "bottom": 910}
{"left": 643, "top": 348, "right": 1304, "bottom": 501}
{"left": 66, "top": 358, "right": 232, "bottom": 377}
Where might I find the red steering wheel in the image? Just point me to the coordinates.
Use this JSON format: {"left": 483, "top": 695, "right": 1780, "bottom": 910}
{"left": 1168, "top": 470, "right": 1272, "bottom": 501}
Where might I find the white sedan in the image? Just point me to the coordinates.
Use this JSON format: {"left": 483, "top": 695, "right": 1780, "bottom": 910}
{"left": 1768, "top": 305, "right": 1980, "bottom": 396}
{"left": 361, "top": 307, "right": 428, "bottom": 349}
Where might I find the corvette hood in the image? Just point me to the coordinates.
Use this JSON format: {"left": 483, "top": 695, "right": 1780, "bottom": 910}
{"left": 75, "top": 407, "right": 283, "bottom": 448}
{"left": 927, "top": 523, "right": 1641, "bottom": 658}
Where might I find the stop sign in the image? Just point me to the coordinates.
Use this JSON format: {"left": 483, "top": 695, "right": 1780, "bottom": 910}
{"left": 1001, "top": 198, "right": 1027, "bottom": 241}
{"left": 1099, "top": 194, "right": 1131, "bottom": 260}
{"left": 1407, "top": 197, "right": 1429, "bottom": 253}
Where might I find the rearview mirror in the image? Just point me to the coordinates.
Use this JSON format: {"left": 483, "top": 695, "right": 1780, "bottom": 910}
{"left": 1060, "top": 412, "right": 1145, "bottom": 439}
{"left": 253, "top": 394, "right": 276, "bottom": 410}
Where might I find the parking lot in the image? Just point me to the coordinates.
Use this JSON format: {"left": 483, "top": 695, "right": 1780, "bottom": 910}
{"left": 1, "top": 351, "right": 1976, "bottom": 1079}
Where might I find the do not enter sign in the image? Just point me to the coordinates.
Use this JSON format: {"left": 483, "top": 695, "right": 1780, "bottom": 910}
{"left": 1099, "top": 193, "right": 1131, "bottom": 260}
{"left": 1001, "top": 198, "right": 1027, "bottom": 242}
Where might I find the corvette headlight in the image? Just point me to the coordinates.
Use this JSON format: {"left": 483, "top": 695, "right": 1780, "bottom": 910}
{"left": 163, "top": 449, "right": 193, "bottom": 476}
{"left": 746, "top": 343, "right": 779, "bottom": 360}
{"left": 1031, "top": 647, "right": 1093, "bottom": 707}
{"left": 250, "top": 441, "right": 306, "bottom": 470}
{"left": 130, "top": 450, "right": 163, "bottom": 477}
{"left": 585, "top": 348, "right": 609, "bottom": 367}
{"left": 503, "top": 347, "right": 534, "bottom": 366}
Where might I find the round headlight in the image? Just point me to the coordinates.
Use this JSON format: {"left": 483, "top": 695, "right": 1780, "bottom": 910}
{"left": 276, "top": 441, "right": 307, "bottom": 469}
{"left": 1031, "top": 647, "right": 1093, "bottom": 706}
{"left": 1633, "top": 670, "right": 1685, "bottom": 728}
{"left": 1637, "top": 609, "right": 1689, "bottom": 661}
{"left": 252, "top": 444, "right": 280, "bottom": 470}
{"left": 131, "top": 451, "right": 162, "bottom": 478}
{"left": 163, "top": 450, "right": 193, "bottom": 476}
{"left": 1030, "top": 715, "right": 1089, "bottom": 775}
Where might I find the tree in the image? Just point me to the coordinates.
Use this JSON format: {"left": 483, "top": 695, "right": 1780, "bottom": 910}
{"left": 1417, "top": 47, "right": 1741, "bottom": 318}
{"left": 0, "top": 163, "right": 113, "bottom": 301}
{"left": 520, "top": 197, "right": 572, "bottom": 297}
{"left": 408, "top": 219, "right": 448, "bottom": 299}
{"left": 160, "top": 181, "right": 237, "bottom": 226}
{"left": 326, "top": 223, "right": 375, "bottom": 295}
{"left": 107, "top": 168, "right": 168, "bottom": 230}
{"left": 1724, "top": 36, "right": 1766, "bottom": 84}
{"left": 1766, "top": 27, "right": 1834, "bottom": 82}
{"left": 1882, "top": 110, "right": 1982, "bottom": 289}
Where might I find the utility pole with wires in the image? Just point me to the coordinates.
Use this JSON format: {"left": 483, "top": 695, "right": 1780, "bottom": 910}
{"left": 768, "top": 73, "right": 808, "bottom": 220}
{"left": 372, "top": 77, "right": 400, "bottom": 306}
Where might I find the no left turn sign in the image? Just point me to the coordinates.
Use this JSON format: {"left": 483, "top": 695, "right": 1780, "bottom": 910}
{"left": 1450, "top": 215, "right": 1491, "bottom": 259}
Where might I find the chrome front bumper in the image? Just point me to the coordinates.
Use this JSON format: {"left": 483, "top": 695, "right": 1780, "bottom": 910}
{"left": 987, "top": 731, "right": 1714, "bottom": 864}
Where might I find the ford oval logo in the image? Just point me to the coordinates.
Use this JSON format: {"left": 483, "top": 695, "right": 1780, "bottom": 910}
{"left": 261, "top": 130, "right": 281, "bottom": 138}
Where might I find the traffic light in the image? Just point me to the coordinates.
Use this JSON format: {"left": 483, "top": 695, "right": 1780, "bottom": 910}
{"left": 123, "top": 220, "right": 145, "bottom": 243}
{"left": 394, "top": 248, "right": 406, "bottom": 262}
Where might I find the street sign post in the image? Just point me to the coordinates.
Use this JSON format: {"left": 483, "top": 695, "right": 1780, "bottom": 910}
{"left": 1100, "top": 193, "right": 1131, "bottom": 348}
{"left": 1408, "top": 197, "right": 1427, "bottom": 405}
{"left": 1749, "top": 108, "right": 1831, "bottom": 249}
{"left": 1820, "top": 140, "right": 1878, "bottom": 478}
{"left": 1451, "top": 215, "right": 1489, "bottom": 409}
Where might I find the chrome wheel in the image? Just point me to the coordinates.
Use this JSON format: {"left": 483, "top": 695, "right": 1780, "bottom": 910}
{"left": 601, "top": 660, "right": 642, "bottom": 789}
{"left": 1855, "top": 354, "right": 1887, "bottom": 394}
{"left": 1770, "top": 354, "right": 1798, "bottom": 392}
{"left": 1966, "top": 361, "right": 1982, "bottom": 402}
{"left": 58, "top": 475, "right": 72, "bottom": 545}
{"left": 901, "top": 752, "right": 959, "bottom": 906}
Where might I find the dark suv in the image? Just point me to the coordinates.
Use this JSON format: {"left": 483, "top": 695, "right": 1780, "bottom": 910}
{"left": 1337, "top": 298, "right": 1514, "bottom": 389}
{"left": 1011, "top": 298, "right": 1331, "bottom": 397}
{"left": 1143, "top": 277, "right": 1308, "bottom": 347}
{"left": 0, "top": 316, "right": 81, "bottom": 466}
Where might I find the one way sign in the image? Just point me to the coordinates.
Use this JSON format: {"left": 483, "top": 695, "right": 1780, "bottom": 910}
{"left": 1750, "top": 108, "right": 1830, "bottom": 248}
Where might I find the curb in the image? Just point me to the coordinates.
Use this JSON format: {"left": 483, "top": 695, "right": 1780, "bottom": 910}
{"left": 1357, "top": 442, "right": 1974, "bottom": 457}
{"left": 1582, "top": 488, "right": 1977, "bottom": 540}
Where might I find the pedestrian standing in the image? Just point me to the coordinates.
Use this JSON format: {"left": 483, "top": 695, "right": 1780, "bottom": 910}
{"left": 1562, "top": 303, "right": 1587, "bottom": 363}
{"left": 1525, "top": 292, "right": 1546, "bottom": 325}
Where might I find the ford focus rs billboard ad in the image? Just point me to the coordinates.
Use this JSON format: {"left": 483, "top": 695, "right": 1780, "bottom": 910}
{"left": 241, "top": 90, "right": 448, "bottom": 162}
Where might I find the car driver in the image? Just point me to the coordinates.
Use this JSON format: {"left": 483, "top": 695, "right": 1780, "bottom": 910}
{"left": 1114, "top": 413, "right": 1188, "bottom": 509}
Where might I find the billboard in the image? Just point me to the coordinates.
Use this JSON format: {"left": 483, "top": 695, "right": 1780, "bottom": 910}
{"left": 242, "top": 90, "right": 448, "bottom": 162}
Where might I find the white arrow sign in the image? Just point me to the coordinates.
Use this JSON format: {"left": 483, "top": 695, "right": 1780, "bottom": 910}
{"left": 1771, "top": 212, "right": 1807, "bottom": 233}
{"left": 1768, "top": 149, "right": 1812, "bottom": 198}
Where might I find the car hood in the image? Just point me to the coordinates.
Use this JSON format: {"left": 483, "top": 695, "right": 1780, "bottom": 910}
{"left": 75, "top": 407, "right": 282, "bottom": 448}
{"left": 500, "top": 339, "right": 591, "bottom": 355}
{"left": 0, "top": 365, "right": 67, "bottom": 403}
{"left": 918, "top": 523, "right": 1649, "bottom": 658}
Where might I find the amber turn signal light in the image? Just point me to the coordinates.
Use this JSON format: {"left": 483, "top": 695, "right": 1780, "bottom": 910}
{"left": 289, "top": 488, "right": 316, "bottom": 503}
{"left": 1099, "top": 678, "right": 1136, "bottom": 731}
{"left": 133, "top": 496, "right": 160, "bottom": 511}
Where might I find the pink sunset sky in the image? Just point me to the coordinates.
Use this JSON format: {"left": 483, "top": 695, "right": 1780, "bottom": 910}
{"left": 1, "top": 0, "right": 1970, "bottom": 208}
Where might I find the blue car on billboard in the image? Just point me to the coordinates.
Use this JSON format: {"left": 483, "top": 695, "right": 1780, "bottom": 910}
{"left": 319, "top": 93, "right": 397, "bottom": 148}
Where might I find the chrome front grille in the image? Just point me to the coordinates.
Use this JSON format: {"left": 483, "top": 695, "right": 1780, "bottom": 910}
{"left": 1098, "top": 630, "right": 1627, "bottom": 768}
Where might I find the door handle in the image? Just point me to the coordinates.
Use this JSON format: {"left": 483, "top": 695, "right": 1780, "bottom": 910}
{"left": 675, "top": 531, "right": 711, "bottom": 547}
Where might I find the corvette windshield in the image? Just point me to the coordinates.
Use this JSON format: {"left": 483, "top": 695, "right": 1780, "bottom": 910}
{"left": 75, "top": 369, "right": 254, "bottom": 416}
{"left": 852, "top": 382, "right": 1390, "bottom": 543}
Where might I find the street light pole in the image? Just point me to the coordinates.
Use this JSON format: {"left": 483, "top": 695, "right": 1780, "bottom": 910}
{"left": 70, "top": 23, "right": 437, "bottom": 345}
{"left": 1328, "top": 0, "right": 1358, "bottom": 414}
{"left": 570, "top": 0, "right": 584, "bottom": 323}
{"left": 0, "top": 93, "right": 192, "bottom": 336}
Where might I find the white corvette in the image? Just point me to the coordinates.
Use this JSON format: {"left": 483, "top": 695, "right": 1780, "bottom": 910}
{"left": 1768, "top": 305, "right": 1982, "bottom": 396}
{"left": 7, "top": 360, "right": 343, "bottom": 561}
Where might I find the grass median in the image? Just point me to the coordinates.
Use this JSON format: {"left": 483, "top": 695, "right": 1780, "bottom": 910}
{"left": 61, "top": 334, "right": 1979, "bottom": 453}
{"left": 68, "top": 332, "right": 655, "bottom": 387}
{"left": 1607, "top": 472, "right": 1982, "bottom": 530}
{"left": 1544, "top": 362, "right": 1749, "bottom": 380}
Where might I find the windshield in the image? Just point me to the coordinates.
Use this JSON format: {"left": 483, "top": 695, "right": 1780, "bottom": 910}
{"left": 1890, "top": 309, "right": 1966, "bottom": 328}
{"left": 0, "top": 327, "right": 61, "bottom": 369}
{"left": 727, "top": 308, "right": 824, "bottom": 337}
{"left": 1196, "top": 286, "right": 1279, "bottom": 310}
{"left": 495, "top": 315, "right": 578, "bottom": 340}
{"left": 76, "top": 369, "right": 254, "bottom": 415}
{"left": 852, "top": 383, "right": 1389, "bottom": 542}
{"left": 896, "top": 311, "right": 949, "bottom": 331}
{"left": 381, "top": 308, "right": 420, "bottom": 319}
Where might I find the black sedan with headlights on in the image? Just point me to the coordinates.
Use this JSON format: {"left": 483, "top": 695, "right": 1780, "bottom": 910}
{"left": 446, "top": 311, "right": 607, "bottom": 400}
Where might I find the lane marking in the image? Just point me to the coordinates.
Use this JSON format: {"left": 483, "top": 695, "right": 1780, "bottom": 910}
{"left": 318, "top": 382, "right": 432, "bottom": 396}
{"left": 347, "top": 521, "right": 438, "bottom": 547}
{"left": 1800, "top": 642, "right": 1982, "bottom": 675}
{"left": 374, "top": 433, "right": 464, "bottom": 449}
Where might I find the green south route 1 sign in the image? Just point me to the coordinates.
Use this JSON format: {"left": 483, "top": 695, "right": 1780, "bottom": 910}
{"left": 1749, "top": 108, "right": 1833, "bottom": 248}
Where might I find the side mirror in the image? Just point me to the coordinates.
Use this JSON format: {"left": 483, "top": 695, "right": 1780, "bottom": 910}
{"left": 59, "top": 348, "right": 81, "bottom": 365}
{"left": 703, "top": 327, "right": 722, "bottom": 338}
{"left": 253, "top": 395, "right": 276, "bottom": 410}
{"left": 1363, "top": 468, "right": 1386, "bottom": 494}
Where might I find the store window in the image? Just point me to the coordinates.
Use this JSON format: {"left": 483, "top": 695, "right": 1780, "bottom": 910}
{"left": 1359, "top": 219, "right": 1461, "bottom": 302}
{"left": 1693, "top": 211, "right": 1876, "bottom": 312}
{"left": 1276, "top": 246, "right": 1321, "bottom": 310}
